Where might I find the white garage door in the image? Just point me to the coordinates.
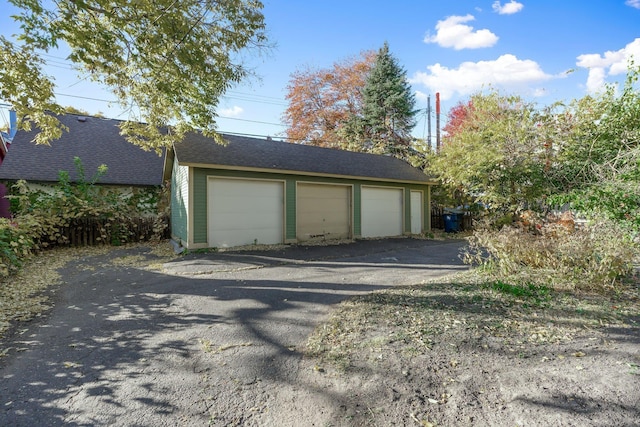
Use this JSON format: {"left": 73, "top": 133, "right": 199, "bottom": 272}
{"left": 297, "top": 183, "right": 351, "bottom": 241}
{"left": 208, "top": 178, "right": 284, "bottom": 248}
{"left": 410, "top": 190, "right": 423, "bottom": 234}
{"left": 361, "top": 186, "right": 403, "bottom": 238}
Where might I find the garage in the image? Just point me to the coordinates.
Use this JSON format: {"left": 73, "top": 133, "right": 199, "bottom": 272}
{"left": 297, "top": 183, "right": 351, "bottom": 241}
{"left": 410, "top": 190, "right": 423, "bottom": 234}
{"left": 170, "top": 133, "right": 435, "bottom": 249}
{"left": 207, "top": 177, "right": 284, "bottom": 248}
{"left": 361, "top": 186, "right": 403, "bottom": 238}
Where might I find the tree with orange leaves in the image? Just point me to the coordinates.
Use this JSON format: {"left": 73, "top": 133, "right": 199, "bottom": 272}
{"left": 283, "top": 51, "right": 375, "bottom": 148}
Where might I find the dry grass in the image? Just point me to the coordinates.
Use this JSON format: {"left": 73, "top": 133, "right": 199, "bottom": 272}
{"left": 305, "top": 270, "right": 640, "bottom": 369}
{"left": 465, "top": 220, "right": 638, "bottom": 292}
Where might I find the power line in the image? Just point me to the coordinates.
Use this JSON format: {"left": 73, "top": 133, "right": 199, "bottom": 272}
{"left": 53, "top": 92, "right": 284, "bottom": 127}
{"left": 37, "top": 53, "right": 289, "bottom": 107}
{"left": 222, "top": 94, "right": 287, "bottom": 106}
{"left": 40, "top": 55, "right": 289, "bottom": 105}
{"left": 218, "top": 116, "right": 284, "bottom": 127}
{"left": 40, "top": 52, "right": 71, "bottom": 61}
{"left": 55, "top": 92, "right": 114, "bottom": 102}
{"left": 221, "top": 130, "right": 290, "bottom": 140}
{"left": 226, "top": 90, "right": 283, "bottom": 101}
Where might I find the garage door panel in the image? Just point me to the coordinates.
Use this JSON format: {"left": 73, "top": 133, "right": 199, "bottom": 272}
{"left": 361, "top": 187, "right": 403, "bottom": 238}
{"left": 297, "top": 184, "right": 350, "bottom": 241}
{"left": 208, "top": 178, "right": 283, "bottom": 248}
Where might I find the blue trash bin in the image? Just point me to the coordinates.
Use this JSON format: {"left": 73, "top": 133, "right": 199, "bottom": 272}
{"left": 444, "top": 213, "right": 459, "bottom": 233}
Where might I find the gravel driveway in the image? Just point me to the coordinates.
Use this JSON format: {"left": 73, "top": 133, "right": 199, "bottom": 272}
{"left": 0, "top": 238, "right": 467, "bottom": 426}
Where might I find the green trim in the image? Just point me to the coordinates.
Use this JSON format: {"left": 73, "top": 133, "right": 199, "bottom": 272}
{"left": 285, "top": 178, "right": 297, "bottom": 241}
{"left": 192, "top": 169, "right": 208, "bottom": 244}
{"left": 353, "top": 184, "right": 361, "bottom": 237}
{"left": 187, "top": 167, "right": 432, "bottom": 247}
{"left": 180, "top": 162, "right": 436, "bottom": 185}
{"left": 426, "top": 186, "right": 432, "bottom": 232}
{"left": 170, "top": 162, "right": 188, "bottom": 242}
{"left": 404, "top": 188, "right": 411, "bottom": 234}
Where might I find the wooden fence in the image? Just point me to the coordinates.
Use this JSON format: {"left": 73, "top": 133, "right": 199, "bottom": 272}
{"left": 431, "top": 208, "right": 474, "bottom": 231}
{"left": 43, "top": 216, "right": 169, "bottom": 248}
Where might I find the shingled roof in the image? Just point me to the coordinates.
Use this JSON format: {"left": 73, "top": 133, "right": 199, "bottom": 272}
{"left": 173, "top": 133, "right": 434, "bottom": 184}
{"left": 0, "top": 114, "right": 164, "bottom": 186}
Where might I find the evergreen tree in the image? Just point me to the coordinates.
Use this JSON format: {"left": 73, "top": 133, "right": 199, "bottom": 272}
{"left": 361, "top": 42, "right": 417, "bottom": 151}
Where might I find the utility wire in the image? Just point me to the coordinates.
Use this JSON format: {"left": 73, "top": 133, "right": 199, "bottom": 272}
{"left": 53, "top": 92, "right": 285, "bottom": 127}
{"left": 39, "top": 56, "right": 289, "bottom": 106}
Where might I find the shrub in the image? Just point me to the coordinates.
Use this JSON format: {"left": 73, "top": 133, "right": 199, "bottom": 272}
{"left": 464, "top": 217, "right": 637, "bottom": 293}
{"left": 0, "top": 158, "right": 169, "bottom": 278}
{"left": 0, "top": 219, "right": 34, "bottom": 276}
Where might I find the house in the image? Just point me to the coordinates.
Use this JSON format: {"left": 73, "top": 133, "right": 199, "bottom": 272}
{"left": 0, "top": 113, "right": 165, "bottom": 187}
{"left": 0, "top": 113, "right": 165, "bottom": 220}
{"left": 0, "top": 109, "right": 17, "bottom": 166}
{"left": 166, "top": 133, "right": 436, "bottom": 249}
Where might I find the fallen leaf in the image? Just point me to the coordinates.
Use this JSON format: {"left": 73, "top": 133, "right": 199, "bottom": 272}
{"left": 63, "top": 361, "right": 81, "bottom": 369}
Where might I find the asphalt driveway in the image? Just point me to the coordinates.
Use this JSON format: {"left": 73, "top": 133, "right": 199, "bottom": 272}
{"left": 0, "top": 238, "right": 467, "bottom": 426}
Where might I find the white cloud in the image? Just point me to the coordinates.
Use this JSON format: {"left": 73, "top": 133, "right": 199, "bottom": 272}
{"left": 219, "top": 106, "right": 244, "bottom": 117}
{"left": 584, "top": 68, "right": 607, "bottom": 93}
{"left": 492, "top": 1, "right": 524, "bottom": 15}
{"left": 424, "top": 15, "right": 498, "bottom": 50}
{"left": 626, "top": 0, "right": 640, "bottom": 9}
{"left": 576, "top": 38, "right": 640, "bottom": 93}
{"left": 410, "top": 54, "right": 555, "bottom": 101}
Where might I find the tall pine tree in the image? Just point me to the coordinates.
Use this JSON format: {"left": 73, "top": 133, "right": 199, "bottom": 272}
{"left": 361, "top": 42, "right": 417, "bottom": 151}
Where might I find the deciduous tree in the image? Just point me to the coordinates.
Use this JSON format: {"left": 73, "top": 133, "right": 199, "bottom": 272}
{"left": 282, "top": 51, "right": 375, "bottom": 148}
{"left": 442, "top": 100, "right": 473, "bottom": 140}
{"left": 0, "top": 0, "right": 268, "bottom": 151}
{"left": 429, "top": 90, "right": 549, "bottom": 213}
{"left": 432, "top": 64, "right": 640, "bottom": 235}
{"left": 548, "top": 66, "right": 640, "bottom": 231}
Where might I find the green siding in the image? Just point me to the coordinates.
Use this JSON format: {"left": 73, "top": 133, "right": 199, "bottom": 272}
{"left": 404, "top": 188, "right": 411, "bottom": 234}
{"left": 425, "top": 185, "right": 431, "bottom": 231}
{"left": 192, "top": 170, "right": 208, "bottom": 244}
{"left": 170, "top": 162, "right": 188, "bottom": 242}
{"left": 189, "top": 167, "right": 432, "bottom": 246}
{"left": 353, "top": 184, "right": 361, "bottom": 237}
{"left": 285, "top": 178, "right": 297, "bottom": 240}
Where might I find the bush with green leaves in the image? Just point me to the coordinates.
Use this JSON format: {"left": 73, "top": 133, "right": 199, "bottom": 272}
{"left": 0, "top": 218, "right": 34, "bottom": 276}
{"left": 431, "top": 65, "right": 640, "bottom": 295}
{"left": 0, "top": 157, "right": 168, "bottom": 277}
{"left": 464, "top": 218, "right": 637, "bottom": 293}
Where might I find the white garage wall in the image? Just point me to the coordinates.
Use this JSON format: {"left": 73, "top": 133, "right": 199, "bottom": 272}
{"left": 207, "top": 177, "right": 284, "bottom": 248}
{"left": 361, "top": 186, "right": 403, "bottom": 238}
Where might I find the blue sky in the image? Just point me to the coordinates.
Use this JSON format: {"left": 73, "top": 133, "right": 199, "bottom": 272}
{"left": 2, "top": 0, "right": 640, "bottom": 144}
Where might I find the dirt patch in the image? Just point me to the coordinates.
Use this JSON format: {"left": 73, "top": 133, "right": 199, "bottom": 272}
{"left": 300, "top": 274, "right": 640, "bottom": 426}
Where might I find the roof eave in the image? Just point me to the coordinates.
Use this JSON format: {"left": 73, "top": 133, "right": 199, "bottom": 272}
{"left": 177, "top": 161, "right": 437, "bottom": 185}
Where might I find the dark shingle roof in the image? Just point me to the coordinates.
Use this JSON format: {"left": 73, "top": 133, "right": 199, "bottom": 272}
{"left": 174, "top": 133, "right": 434, "bottom": 184}
{"left": 0, "top": 114, "right": 164, "bottom": 186}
